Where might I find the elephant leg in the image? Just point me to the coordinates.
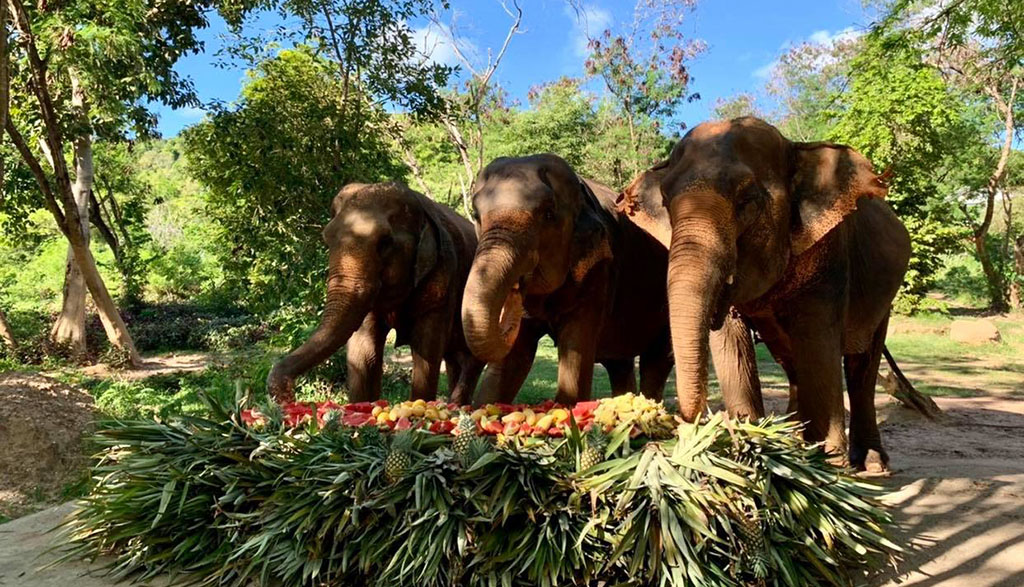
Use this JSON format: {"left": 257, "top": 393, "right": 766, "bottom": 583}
{"left": 710, "top": 311, "right": 764, "bottom": 420}
{"left": 638, "top": 329, "right": 672, "bottom": 401}
{"left": 476, "top": 322, "right": 543, "bottom": 406}
{"left": 346, "top": 312, "right": 387, "bottom": 402}
{"left": 555, "top": 301, "right": 607, "bottom": 404}
{"left": 603, "top": 359, "right": 637, "bottom": 396}
{"left": 445, "top": 355, "right": 463, "bottom": 396}
{"left": 785, "top": 314, "right": 847, "bottom": 462}
{"left": 844, "top": 313, "right": 890, "bottom": 474}
{"left": 409, "top": 311, "right": 450, "bottom": 401}
{"left": 449, "top": 352, "right": 484, "bottom": 406}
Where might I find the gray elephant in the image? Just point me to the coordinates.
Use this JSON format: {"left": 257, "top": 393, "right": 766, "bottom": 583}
{"left": 267, "top": 182, "right": 483, "bottom": 404}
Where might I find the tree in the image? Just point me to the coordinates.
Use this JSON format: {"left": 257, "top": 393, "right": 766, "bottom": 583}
{"left": 183, "top": 48, "right": 407, "bottom": 313}
{"left": 827, "top": 35, "right": 977, "bottom": 311}
{"left": 3, "top": 0, "right": 258, "bottom": 362}
{"left": 765, "top": 36, "right": 859, "bottom": 141}
{"left": 879, "top": 0, "right": 1024, "bottom": 310}
{"left": 712, "top": 93, "right": 761, "bottom": 121}
{"left": 574, "top": 0, "right": 703, "bottom": 177}
{"left": 399, "top": 0, "right": 522, "bottom": 213}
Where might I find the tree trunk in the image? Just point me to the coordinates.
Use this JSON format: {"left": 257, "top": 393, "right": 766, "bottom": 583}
{"left": 50, "top": 132, "right": 93, "bottom": 355}
{"left": 0, "top": 307, "right": 16, "bottom": 353}
{"left": 975, "top": 228, "right": 1007, "bottom": 312}
{"left": 1, "top": 0, "right": 8, "bottom": 190}
{"left": 6, "top": 0, "right": 141, "bottom": 367}
{"left": 1012, "top": 233, "right": 1024, "bottom": 310}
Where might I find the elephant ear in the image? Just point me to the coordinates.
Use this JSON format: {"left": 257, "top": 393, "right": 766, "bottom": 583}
{"left": 790, "top": 143, "right": 889, "bottom": 256}
{"left": 570, "top": 179, "right": 614, "bottom": 283}
{"left": 413, "top": 193, "right": 455, "bottom": 288}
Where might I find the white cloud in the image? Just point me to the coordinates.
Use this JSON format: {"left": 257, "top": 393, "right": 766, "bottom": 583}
{"left": 174, "top": 106, "right": 206, "bottom": 122}
{"left": 753, "top": 26, "right": 862, "bottom": 79}
{"left": 807, "top": 26, "right": 860, "bottom": 46}
{"left": 410, "top": 21, "right": 478, "bottom": 67}
{"left": 752, "top": 61, "right": 776, "bottom": 79}
{"left": 564, "top": 3, "right": 613, "bottom": 58}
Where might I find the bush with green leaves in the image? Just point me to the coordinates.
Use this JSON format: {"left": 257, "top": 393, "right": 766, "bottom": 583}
{"left": 61, "top": 400, "right": 901, "bottom": 586}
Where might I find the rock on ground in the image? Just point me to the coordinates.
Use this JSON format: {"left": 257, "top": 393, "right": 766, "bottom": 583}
{"left": 949, "top": 319, "right": 1002, "bottom": 344}
{"left": 0, "top": 372, "right": 95, "bottom": 519}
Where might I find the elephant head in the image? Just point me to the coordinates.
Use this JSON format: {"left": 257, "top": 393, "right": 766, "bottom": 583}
{"left": 461, "top": 154, "right": 611, "bottom": 363}
{"left": 625, "top": 117, "right": 890, "bottom": 421}
{"left": 267, "top": 182, "right": 447, "bottom": 401}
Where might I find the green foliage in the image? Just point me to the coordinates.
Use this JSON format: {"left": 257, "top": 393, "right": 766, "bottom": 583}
{"left": 62, "top": 407, "right": 901, "bottom": 586}
{"left": 183, "top": 47, "right": 407, "bottom": 313}
{"left": 827, "top": 34, "right": 980, "bottom": 311}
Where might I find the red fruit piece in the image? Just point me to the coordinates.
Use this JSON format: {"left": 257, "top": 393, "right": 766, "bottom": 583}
{"left": 572, "top": 401, "right": 600, "bottom": 419}
{"left": 482, "top": 420, "right": 504, "bottom": 435}
{"left": 395, "top": 416, "right": 412, "bottom": 430}
{"left": 342, "top": 412, "right": 375, "bottom": 427}
{"left": 345, "top": 402, "right": 374, "bottom": 413}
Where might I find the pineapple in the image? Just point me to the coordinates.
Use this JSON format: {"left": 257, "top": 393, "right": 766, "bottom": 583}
{"left": 462, "top": 436, "right": 491, "bottom": 469}
{"left": 579, "top": 427, "right": 608, "bottom": 472}
{"left": 452, "top": 413, "right": 477, "bottom": 463}
{"left": 321, "top": 409, "right": 342, "bottom": 433}
{"left": 737, "top": 509, "right": 769, "bottom": 580}
{"left": 385, "top": 431, "right": 415, "bottom": 484}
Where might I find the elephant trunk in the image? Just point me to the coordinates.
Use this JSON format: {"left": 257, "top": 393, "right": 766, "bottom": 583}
{"left": 667, "top": 193, "right": 736, "bottom": 422}
{"left": 462, "top": 230, "right": 534, "bottom": 363}
{"left": 267, "top": 254, "right": 377, "bottom": 402}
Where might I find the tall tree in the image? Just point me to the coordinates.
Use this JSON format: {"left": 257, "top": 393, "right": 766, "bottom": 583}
{"left": 401, "top": 0, "right": 522, "bottom": 213}
{"left": 879, "top": 0, "right": 1024, "bottom": 310}
{"left": 3, "top": 0, "right": 256, "bottom": 364}
{"left": 183, "top": 48, "right": 408, "bottom": 313}
{"left": 573, "top": 0, "right": 703, "bottom": 177}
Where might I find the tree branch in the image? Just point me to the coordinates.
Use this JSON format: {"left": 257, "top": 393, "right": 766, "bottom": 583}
{"left": 4, "top": 117, "right": 68, "bottom": 231}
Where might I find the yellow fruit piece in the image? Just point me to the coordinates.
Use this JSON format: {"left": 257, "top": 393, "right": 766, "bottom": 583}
{"left": 471, "top": 408, "right": 487, "bottom": 421}
{"left": 534, "top": 414, "right": 555, "bottom": 430}
{"left": 524, "top": 409, "right": 537, "bottom": 426}
{"left": 371, "top": 406, "right": 383, "bottom": 417}
{"left": 485, "top": 405, "right": 501, "bottom": 417}
{"left": 502, "top": 411, "right": 526, "bottom": 424}
{"left": 377, "top": 412, "right": 392, "bottom": 424}
{"left": 438, "top": 410, "right": 450, "bottom": 421}
{"left": 413, "top": 399, "right": 427, "bottom": 407}
{"left": 550, "top": 409, "right": 569, "bottom": 423}
{"left": 424, "top": 408, "right": 439, "bottom": 420}
{"left": 411, "top": 405, "right": 426, "bottom": 418}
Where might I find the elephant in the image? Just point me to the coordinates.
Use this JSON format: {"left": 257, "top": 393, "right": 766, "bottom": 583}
{"left": 619, "top": 117, "right": 910, "bottom": 472}
{"left": 267, "top": 182, "right": 484, "bottom": 405}
{"left": 461, "top": 154, "right": 673, "bottom": 406}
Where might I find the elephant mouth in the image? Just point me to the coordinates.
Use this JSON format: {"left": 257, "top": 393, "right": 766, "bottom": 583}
{"left": 498, "top": 279, "right": 526, "bottom": 348}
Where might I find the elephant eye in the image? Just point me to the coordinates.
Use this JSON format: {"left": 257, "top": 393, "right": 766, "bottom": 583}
{"left": 543, "top": 209, "right": 556, "bottom": 223}
{"left": 377, "top": 234, "right": 394, "bottom": 253}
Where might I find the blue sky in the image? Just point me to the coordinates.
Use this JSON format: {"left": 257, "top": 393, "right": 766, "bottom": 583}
{"left": 155, "top": 0, "right": 877, "bottom": 137}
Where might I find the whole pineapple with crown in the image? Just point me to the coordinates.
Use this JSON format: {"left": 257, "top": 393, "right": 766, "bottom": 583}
{"left": 737, "top": 508, "right": 769, "bottom": 580}
{"left": 579, "top": 427, "right": 608, "bottom": 472}
{"left": 385, "top": 430, "right": 415, "bottom": 484}
{"left": 452, "top": 413, "right": 477, "bottom": 462}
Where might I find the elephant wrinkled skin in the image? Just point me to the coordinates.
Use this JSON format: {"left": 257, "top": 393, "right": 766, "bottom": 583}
{"left": 621, "top": 117, "right": 911, "bottom": 472}
{"left": 267, "top": 182, "right": 483, "bottom": 404}
{"left": 462, "top": 154, "right": 673, "bottom": 406}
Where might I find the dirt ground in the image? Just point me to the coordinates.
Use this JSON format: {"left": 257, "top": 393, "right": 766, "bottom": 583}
{"left": 0, "top": 373, "right": 95, "bottom": 521}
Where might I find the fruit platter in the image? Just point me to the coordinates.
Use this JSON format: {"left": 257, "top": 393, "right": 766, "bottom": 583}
{"left": 241, "top": 392, "right": 681, "bottom": 439}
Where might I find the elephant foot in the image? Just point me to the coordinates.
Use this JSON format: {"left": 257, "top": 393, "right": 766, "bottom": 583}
{"left": 850, "top": 446, "right": 891, "bottom": 477}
